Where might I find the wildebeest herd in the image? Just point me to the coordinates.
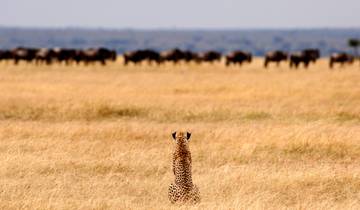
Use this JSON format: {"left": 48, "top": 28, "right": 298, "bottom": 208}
{"left": 0, "top": 47, "right": 117, "bottom": 65}
{"left": 0, "top": 47, "right": 356, "bottom": 69}
{"left": 123, "top": 49, "right": 225, "bottom": 65}
{"left": 123, "top": 48, "right": 314, "bottom": 68}
{"left": 124, "top": 48, "right": 355, "bottom": 69}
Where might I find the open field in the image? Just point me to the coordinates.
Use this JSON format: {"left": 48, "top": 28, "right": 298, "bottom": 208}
{"left": 0, "top": 58, "right": 359, "bottom": 209}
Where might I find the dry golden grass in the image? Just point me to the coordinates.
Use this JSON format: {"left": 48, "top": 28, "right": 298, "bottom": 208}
{"left": 0, "top": 58, "right": 359, "bottom": 210}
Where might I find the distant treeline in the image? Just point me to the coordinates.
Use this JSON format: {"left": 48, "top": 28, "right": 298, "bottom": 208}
{"left": 0, "top": 27, "right": 359, "bottom": 56}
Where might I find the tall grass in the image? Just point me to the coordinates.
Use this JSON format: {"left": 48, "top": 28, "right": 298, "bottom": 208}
{"left": 0, "top": 58, "right": 359, "bottom": 209}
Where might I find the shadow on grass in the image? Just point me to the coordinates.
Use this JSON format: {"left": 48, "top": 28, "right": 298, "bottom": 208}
{"left": 96, "top": 104, "right": 147, "bottom": 119}
{"left": 153, "top": 109, "right": 272, "bottom": 123}
{"left": 0, "top": 103, "right": 149, "bottom": 121}
{"left": 335, "top": 112, "right": 360, "bottom": 122}
{"left": 243, "top": 111, "right": 272, "bottom": 120}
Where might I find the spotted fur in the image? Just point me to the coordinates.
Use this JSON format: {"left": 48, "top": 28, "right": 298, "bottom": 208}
{"left": 168, "top": 131, "right": 200, "bottom": 204}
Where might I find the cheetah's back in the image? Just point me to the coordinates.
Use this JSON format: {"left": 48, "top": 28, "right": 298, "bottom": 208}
{"left": 168, "top": 183, "right": 200, "bottom": 204}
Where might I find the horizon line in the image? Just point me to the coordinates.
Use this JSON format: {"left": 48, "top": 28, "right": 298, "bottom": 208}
{"left": 1, "top": 25, "right": 360, "bottom": 32}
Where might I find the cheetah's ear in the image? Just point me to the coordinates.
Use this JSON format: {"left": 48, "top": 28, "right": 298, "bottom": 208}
{"left": 187, "top": 132, "right": 191, "bottom": 140}
{"left": 172, "top": 132, "right": 176, "bottom": 140}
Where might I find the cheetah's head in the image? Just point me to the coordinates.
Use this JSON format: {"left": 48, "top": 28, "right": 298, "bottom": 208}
{"left": 172, "top": 131, "right": 191, "bottom": 144}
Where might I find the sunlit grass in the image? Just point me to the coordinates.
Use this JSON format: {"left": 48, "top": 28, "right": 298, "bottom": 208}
{"left": 0, "top": 58, "right": 359, "bottom": 209}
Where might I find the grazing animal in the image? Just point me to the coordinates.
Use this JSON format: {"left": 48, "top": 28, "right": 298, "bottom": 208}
{"left": 35, "top": 48, "right": 57, "bottom": 65}
{"left": 11, "top": 47, "right": 38, "bottom": 65}
{"left": 183, "top": 50, "right": 200, "bottom": 63}
{"left": 0, "top": 50, "right": 13, "bottom": 63}
{"left": 329, "top": 52, "right": 354, "bottom": 68}
{"left": 198, "top": 51, "right": 222, "bottom": 63}
{"left": 161, "top": 48, "right": 186, "bottom": 64}
{"left": 76, "top": 48, "right": 116, "bottom": 65}
{"left": 53, "top": 48, "right": 77, "bottom": 65}
{"left": 123, "top": 49, "right": 161, "bottom": 65}
{"left": 123, "top": 50, "right": 143, "bottom": 65}
{"left": 264, "top": 50, "right": 288, "bottom": 68}
{"left": 168, "top": 131, "right": 200, "bottom": 204}
{"left": 303, "top": 48, "right": 320, "bottom": 63}
{"left": 289, "top": 49, "right": 320, "bottom": 69}
{"left": 289, "top": 52, "right": 311, "bottom": 69}
{"left": 225, "top": 50, "right": 252, "bottom": 66}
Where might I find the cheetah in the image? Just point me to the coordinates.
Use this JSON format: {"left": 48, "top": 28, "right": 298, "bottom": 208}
{"left": 168, "top": 131, "right": 200, "bottom": 204}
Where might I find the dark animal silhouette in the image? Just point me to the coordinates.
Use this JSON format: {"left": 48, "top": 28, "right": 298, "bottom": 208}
{"left": 329, "top": 52, "right": 354, "bottom": 68}
{"left": 124, "top": 49, "right": 161, "bottom": 65}
{"left": 11, "top": 47, "right": 38, "bottom": 64}
{"left": 35, "top": 48, "right": 57, "bottom": 65}
{"left": 76, "top": 48, "right": 116, "bottom": 65}
{"left": 303, "top": 49, "right": 320, "bottom": 63}
{"left": 183, "top": 50, "right": 200, "bottom": 63}
{"left": 0, "top": 50, "right": 13, "bottom": 63}
{"left": 161, "top": 48, "right": 186, "bottom": 64}
{"left": 54, "top": 48, "right": 78, "bottom": 65}
{"left": 264, "top": 50, "right": 288, "bottom": 68}
{"left": 225, "top": 51, "right": 252, "bottom": 66}
{"left": 198, "top": 51, "right": 222, "bottom": 63}
{"left": 290, "top": 51, "right": 313, "bottom": 69}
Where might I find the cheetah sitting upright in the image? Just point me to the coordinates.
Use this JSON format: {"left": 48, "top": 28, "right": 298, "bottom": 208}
{"left": 168, "top": 131, "right": 200, "bottom": 204}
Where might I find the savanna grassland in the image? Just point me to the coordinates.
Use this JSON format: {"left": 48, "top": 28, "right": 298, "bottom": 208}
{"left": 0, "top": 58, "right": 359, "bottom": 210}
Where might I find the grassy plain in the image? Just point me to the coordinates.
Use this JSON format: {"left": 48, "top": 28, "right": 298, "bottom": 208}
{"left": 0, "top": 58, "right": 359, "bottom": 209}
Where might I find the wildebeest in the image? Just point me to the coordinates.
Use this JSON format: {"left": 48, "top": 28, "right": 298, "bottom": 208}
{"left": 264, "top": 50, "right": 288, "bottom": 68}
{"left": 160, "top": 48, "right": 186, "bottom": 64}
{"left": 289, "top": 49, "right": 321, "bottom": 69}
{"left": 289, "top": 51, "right": 314, "bottom": 69}
{"left": 124, "top": 49, "right": 161, "bottom": 65}
{"left": 198, "top": 51, "right": 222, "bottom": 63}
{"left": 97, "top": 48, "right": 117, "bottom": 63}
{"left": 183, "top": 50, "right": 200, "bottom": 63}
{"left": 123, "top": 50, "right": 144, "bottom": 65}
{"left": 303, "top": 48, "right": 320, "bottom": 63}
{"left": 0, "top": 49, "right": 13, "bottom": 63}
{"left": 11, "top": 47, "right": 38, "bottom": 64}
{"left": 160, "top": 49, "right": 202, "bottom": 64}
{"left": 75, "top": 48, "right": 116, "bottom": 65}
{"left": 329, "top": 52, "right": 354, "bottom": 68}
{"left": 142, "top": 49, "right": 162, "bottom": 65}
{"left": 53, "top": 48, "right": 78, "bottom": 65}
{"left": 225, "top": 51, "right": 252, "bottom": 66}
{"left": 35, "top": 48, "right": 58, "bottom": 65}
